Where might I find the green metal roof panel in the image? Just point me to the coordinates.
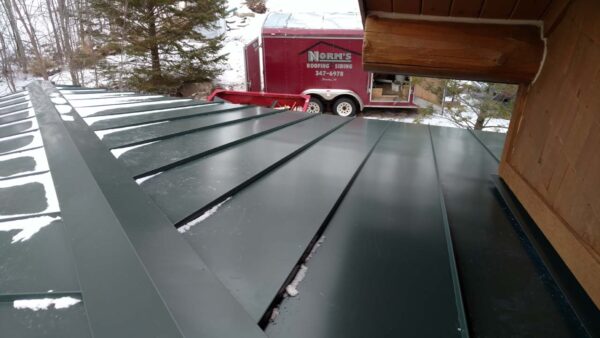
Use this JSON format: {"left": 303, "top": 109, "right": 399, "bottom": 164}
{"left": 88, "top": 102, "right": 245, "bottom": 130}
{"left": 0, "top": 297, "right": 92, "bottom": 338}
{"left": 181, "top": 118, "right": 386, "bottom": 321}
{"left": 266, "top": 123, "right": 463, "bottom": 337}
{"left": 117, "top": 110, "right": 313, "bottom": 177}
{"left": 141, "top": 114, "right": 350, "bottom": 224}
{"left": 0, "top": 217, "right": 80, "bottom": 295}
{"left": 100, "top": 106, "right": 279, "bottom": 149}
{"left": 0, "top": 81, "right": 594, "bottom": 337}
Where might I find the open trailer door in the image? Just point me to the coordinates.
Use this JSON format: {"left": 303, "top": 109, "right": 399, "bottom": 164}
{"left": 244, "top": 38, "right": 261, "bottom": 92}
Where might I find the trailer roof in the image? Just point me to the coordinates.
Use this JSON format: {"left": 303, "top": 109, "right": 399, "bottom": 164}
{"left": 262, "top": 12, "right": 363, "bottom": 36}
{"left": 0, "top": 81, "right": 595, "bottom": 337}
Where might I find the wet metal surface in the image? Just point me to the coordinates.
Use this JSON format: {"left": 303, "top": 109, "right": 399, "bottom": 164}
{"left": 88, "top": 102, "right": 243, "bottom": 130}
{"left": 181, "top": 118, "right": 386, "bottom": 320}
{"left": 2, "top": 83, "right": 593, "bottom": 337}
{"left": 101, "top": 106, "right": 279, "bottom": 148}
{"left": 119, "top": 111, "right": 312, "bottom": 177}
{"left": 142, "top": 114, "right": 350, "bottom": 224}
{"left": 429, "top": 126, "right": 588, "bottom": 337}
{"left": 267, "top": 123, "right": 462, "bottom": 338}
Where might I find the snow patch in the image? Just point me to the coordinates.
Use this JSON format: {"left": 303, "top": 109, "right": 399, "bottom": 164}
{"left": 0, "top": 116, "right": 37, "bottom": 132}
{"left": 0, "top": 147, "right": 49, "bottom": 178}
{"left": 0, "top": 108, "right": 34, "bottom": 120}
{"left": 110, "top": 141, "right": 158, "bottom": 158}
{"left": 51, "top": 97, "right": 68, "bottom": 105}
{"left": 135, "top": 172, "right": 163, "bottom": 185}
{"left": 95, "top": 121, "right": 168, "bottom": 139}
{"left": 68, "top": 95, "right": 165, "bottom": 108}
{"left": 63, "top": 92, "right": 136, "bottom": 100}
{"left": 178, "top": 198, "right": 232, "bottom": 233}
{"left": 285, "top": 265, "right": 308, "bottom": 297}
{"left": 13, "top": 297, "right": 81, "bottom": 311}
{"left": 284, "top": 235, "right": 326, "bottom": 297}
{"left": 61, "top": 114, "right": 75, "bottom": 122}
{"left": 0, "top": 95, "right": 30, "bottom": 107}
{"left": 0, "top": 172, "right": 60, "bottom": 221}
{"left": 0, "top": 131, "right": 44, "bottom": 154}
{"left": 55, "top": 104, "right": 74, "bottom": 114}
{"left": 74, "top": 99, "right": 192, "bottom": 117}
{"left": 83, "top": 103, "right": 218, "bottom": 126}
{"left": 0, "top": 215, "right": 60, "bottom": 243}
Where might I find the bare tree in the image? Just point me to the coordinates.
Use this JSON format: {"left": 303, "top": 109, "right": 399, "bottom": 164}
{"left": 0, "top": 0, "right": 27, "bottom": 72}
{"left": 12, "top": 0, "right": 48, "bottom": 79}
{"left": 46, "top": 0, "right": 64, "bottom": 61}
{"left": 57, "top": 0, "right": 80, "bottom": 84}
{"left": 0, "top": 32, "right": 17, "bottom": 92}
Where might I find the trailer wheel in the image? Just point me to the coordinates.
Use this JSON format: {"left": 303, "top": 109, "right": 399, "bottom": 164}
{"left": 306, "top": 97, "right": 324, "bottom": 114}
{"left": 333, "top": 97, "right": 357, "bottom": 117}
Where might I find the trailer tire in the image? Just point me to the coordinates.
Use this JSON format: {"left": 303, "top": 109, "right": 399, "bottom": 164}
{"left": 333, "top": 97, "right": 357, "bottom": 117}
{"left": 306, "top": 97, "right": 324, "bottom": 114}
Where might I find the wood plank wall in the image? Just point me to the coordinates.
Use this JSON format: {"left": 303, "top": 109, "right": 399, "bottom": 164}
{"left": 499, "top": 0, "right": 600, "bottom": 308}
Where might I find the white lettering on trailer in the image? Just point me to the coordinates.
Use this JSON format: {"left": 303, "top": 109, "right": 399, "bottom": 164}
{"left": 307, "top": 50, "right": 352, "bottom": 63}
{"left": 307, "top": 63, "right": 330, "bottom": 69}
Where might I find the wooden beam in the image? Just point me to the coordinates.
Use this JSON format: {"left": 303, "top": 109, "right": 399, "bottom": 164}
{"left": 363, "top": 16, "right": 544, "bottom": 83}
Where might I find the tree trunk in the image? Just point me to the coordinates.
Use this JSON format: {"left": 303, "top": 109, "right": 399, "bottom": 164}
{"left": 13, "top": 0, "right": 48, "bottom": 79}
{"left": 57, "top": 0, "right": 80, "bottom": 85}
{"left": 474, "top": 115, "right": 485, "bottom": 130}
{"left": 0, "top": 33, "right": 17, "bottom": 92}
{"left": 147, "top": 4, "right": 161, "bottom": 83}
{"left": 46, "top": 0, "right": 64, "bottom": 61}
{"left": 1, "top": 0, "right": 27, "bottom": 72}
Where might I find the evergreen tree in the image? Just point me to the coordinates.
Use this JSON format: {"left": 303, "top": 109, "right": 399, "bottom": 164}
{"left": 416, "top": 79, "right": 517, "bottom": 131}
{"left": 90, "top": 0, "right": 227, "bottom": 94}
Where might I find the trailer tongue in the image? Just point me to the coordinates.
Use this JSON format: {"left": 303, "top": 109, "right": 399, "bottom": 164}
{"left": 208, "top": 89, "right": 310, "bottom": 112}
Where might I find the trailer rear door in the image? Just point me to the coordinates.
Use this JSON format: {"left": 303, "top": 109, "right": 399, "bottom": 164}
{"left": 244, "top": 39, "right": 261, "bottom": 92}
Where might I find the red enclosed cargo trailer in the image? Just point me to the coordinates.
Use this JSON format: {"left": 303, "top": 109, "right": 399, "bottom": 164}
{"left": 244, "top": 12, "right": 418, "bottom": 116}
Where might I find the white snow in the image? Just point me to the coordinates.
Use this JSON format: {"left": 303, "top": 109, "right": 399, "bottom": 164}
{"left": 83, "top": 103, "right": 218, "bottom": 125}
{"left": 110, "top": 141, "right": 159, "bottom": 158}
{"left": 55, "top": 104, "right": 74, "bottom": 115}
{"left": 94, "top": 121, "right": 168, "bottom": 139}
{"left": 50, "top": 97, "right": 68, "bottom": 105}
{"left": 13, "top": 297, "right": 81, "bottom": 311}
{"left": 0, "top": 131, "right": 45, "bottom": 153}
{"left": 61, "top": 114, "right": 75, "bottom": 122}
{"left": 285, "top": 264, "right": 308, "bottom": 297}
{"left": 0, "top": 95, "right": 30, "bottom": 107}
{"left": 0, "top": 108, "right": 34, "bottom": 120}
{"left": 68, "top": 95, "right": 165, "bottom": 108}
{"left": 135, "top": 172, "right": 163, "bottom": 185}
{"left": 0, "top": 172, "right": 60, "bottom": 221}
{"left": 74, "top": 99, "right": 193, "bottom": 117}
{"left": 178, "top": 197, "right": 232, "bottom": 233}
{"left": 0, "top": 116, "right": 37, "bottom": 132}
{"left": 284, "top": 235, "right": 326, "bottom": 297}
{"left": 62, "top": 92, "right": 137, "bottom": 100}
{"left": 0, "top": 147, "right": 49, "bottom": 178}
{"left": 0, "top": 215, "right": 60, "bottom": 243}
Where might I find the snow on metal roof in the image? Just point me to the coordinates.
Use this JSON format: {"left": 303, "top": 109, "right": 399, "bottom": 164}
{"left": 263, "top": 12, "right": 363, "bottom": 30}
{"left": 0, "top": 81, "right": 592, "bottom": 337}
